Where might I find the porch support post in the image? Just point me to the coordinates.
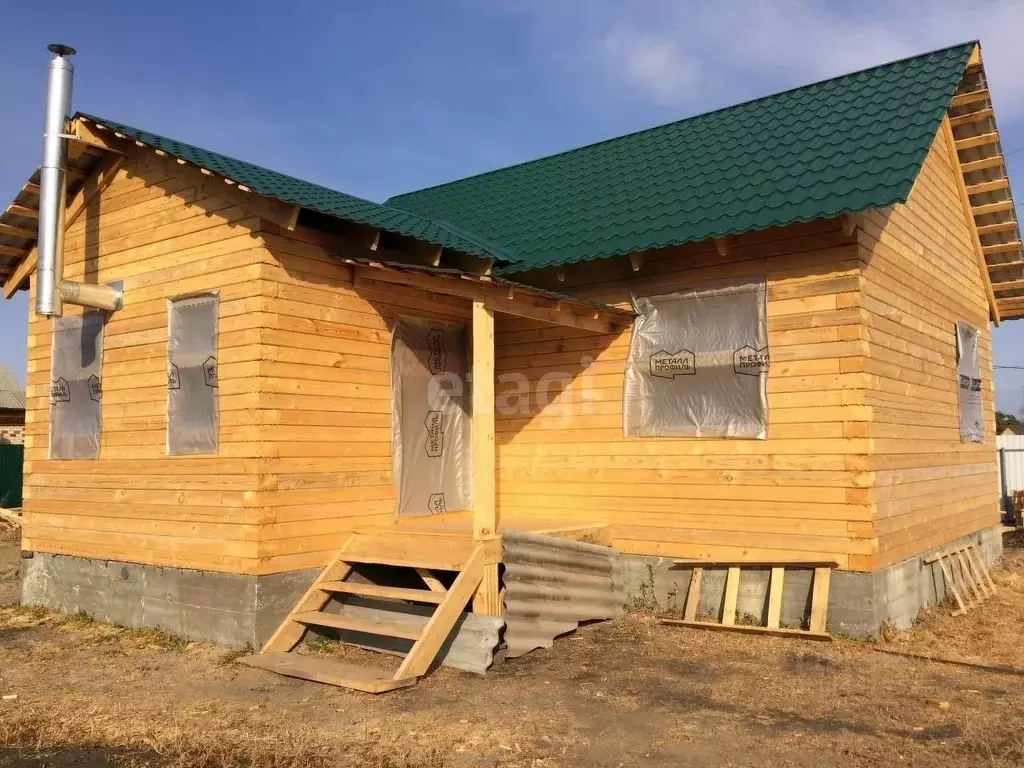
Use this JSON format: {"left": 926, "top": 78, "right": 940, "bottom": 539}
{"left": 471, "top": 300, "right": 501, "bottom": 615}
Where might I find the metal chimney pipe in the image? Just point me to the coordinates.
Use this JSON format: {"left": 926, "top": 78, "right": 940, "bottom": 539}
{"left": 36, "top": 43, "right": 76, "bottom": 319}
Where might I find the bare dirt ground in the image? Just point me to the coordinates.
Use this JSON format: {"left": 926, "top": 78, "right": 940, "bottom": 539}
{"left": 1, "top": 528, "right": 1023, "bottom": 768}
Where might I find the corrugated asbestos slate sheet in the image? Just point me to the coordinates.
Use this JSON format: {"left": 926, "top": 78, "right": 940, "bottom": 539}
{"left": 76, "top": 114, "right": 513, "bottom": 264}
{"left": 387, "top": 43, "right": 976, "bottom": 273}
{"left": 502, "top": 532, "right": 623, "bottom": 658}
{"left": 0, "top": 364, "right": 25, "bottom": 411}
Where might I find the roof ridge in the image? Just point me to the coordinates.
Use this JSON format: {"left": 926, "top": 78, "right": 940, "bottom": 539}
{"left": 387, "top": 40, "right": 977, "bottom": 203}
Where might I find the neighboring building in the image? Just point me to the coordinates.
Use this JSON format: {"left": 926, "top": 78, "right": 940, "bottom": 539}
{"left": 0, "top": 364, "right": 25, "bottom": 445}
{"left": 0, "top": 41, "right": 1019, "bottom": 677}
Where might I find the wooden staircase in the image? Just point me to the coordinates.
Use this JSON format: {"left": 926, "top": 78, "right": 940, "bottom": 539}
{"left": 240, "top": 531, "right": 492, "bottom": 693}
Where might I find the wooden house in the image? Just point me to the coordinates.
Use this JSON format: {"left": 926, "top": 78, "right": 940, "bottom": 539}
{"left": 0, "top": 41, "right": 1017, "bottom": 691}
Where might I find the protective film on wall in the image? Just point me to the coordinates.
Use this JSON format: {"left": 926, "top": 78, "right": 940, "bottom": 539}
{"left": 391, "top": 318, "right": 472, "bottom": 518}
{"left": 956, "top": 320, "right": 984, "bottom": 443}
{"left": 167, "top": 293, "right": 219, "bottom": 455}
{"left": 624, "top": 276, "right": 769, "bottom": 439}
{"left": 49, "top": 313, "right": 105, "bottom": 459}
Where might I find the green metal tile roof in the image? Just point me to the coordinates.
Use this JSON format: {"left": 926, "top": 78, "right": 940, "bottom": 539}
{"left": 387, "top": 42, "right": 975, "bottom": 274}
{"left": 77, "top": 113, "right": 514, "bottom": 263}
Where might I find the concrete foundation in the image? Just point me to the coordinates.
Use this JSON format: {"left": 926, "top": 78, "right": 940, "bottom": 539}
{"left": 20, "top": 552, "right": 316, "bottom": 647}
{"left": 19, "top": 552, "right": 502, "bottom": 673}
{"left": 618, "top": 524, "right": 1004, "bottom": 639}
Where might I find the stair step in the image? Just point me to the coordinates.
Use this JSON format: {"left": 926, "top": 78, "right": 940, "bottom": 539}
{"left": 292, "top": 610, "right": 422, "bottom": 640}
{"left": 340, "top": 552, "right": 463, "bottom": 570}
{"left": 318, "top": 580, "right": 446, "bottom": 604}
{"left": 239, "top": 653, "right": 416, "bottom": 693}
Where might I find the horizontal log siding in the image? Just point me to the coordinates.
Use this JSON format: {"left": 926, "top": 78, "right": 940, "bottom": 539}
{"left": 22, "top": 154, "right": 267, "bottom": 573}
{"left": 495, "top": 218, "right": 874, "bottom": 569}
{"left": 252, "top": 223, "right": 471, "bottom": 574}
{"left": 859, "top": 131, "right": 999, "bottom": 569}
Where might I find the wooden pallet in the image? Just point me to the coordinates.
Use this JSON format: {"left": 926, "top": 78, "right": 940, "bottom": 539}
{"left": 239, "top": 531, "right": 493, "bottom": 693}
{"left": 661, "top": 562, "right": 835, "bottom": 641}
{"left": 924, "top": 543, "right": 997, "bottom": 617}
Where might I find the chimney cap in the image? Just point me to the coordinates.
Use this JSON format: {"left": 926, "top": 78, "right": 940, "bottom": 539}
{"left": 47, "top": 43, "right": 77, "bottom": 57}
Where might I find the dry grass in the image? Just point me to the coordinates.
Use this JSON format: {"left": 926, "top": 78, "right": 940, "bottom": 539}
{"left": 2, "top": 530, "right": 1024, "bottom": 767}
{"left": 0, "top": 702, "right": 444, "bottom": 768}
{"left": 877, "top": 531, "right": 1024, "bottom": 668}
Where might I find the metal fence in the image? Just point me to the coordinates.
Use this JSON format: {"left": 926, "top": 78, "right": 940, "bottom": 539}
{"left": 0, "top": 443, "right": 23, "bottom": 509}
{"left": 997, "top": 435, "right": 1024, "bottom": 518}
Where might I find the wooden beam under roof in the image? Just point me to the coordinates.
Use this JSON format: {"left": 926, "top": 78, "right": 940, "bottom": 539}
{"left": 976, "top": 220, "right": 1018, "bottom": 237}
{"left": 348, "top": 260, "right": 632, "bottom": 333}
{"left": 972, "top": 200, "right": 1014, "bottom": 218}
{"left": 955, "top": 132, "right": 999, "bottom": 152}
{"left": 5, "top": 204, "right": 38, "bottom": 219}
{"left": 961, "top": 155, "right": 1004, "bottom": 175}
{"left": 965, "top": 178, "right": 1008, "bottom": 196}
{"left": 988, "top": 259, "right": 1024, "bottom": 272}
{"left": 949, "top": 108, "right": 994, "bottom": 128}
{"left": 940, "top": 116, "right": 1000, "bottom": 324}
{"left": 2, "top": 153, "right": 125, "bottom": 298}
{"left": 0, "top": 222, "right": 34, "bottom": 239}
{"left": 991, "top": 277, "right": 1024, "bottom": 292}
{"left": 949, "top": 88, "right": 989, "bottom": 109}
{"left": 982, "top": 241, "right": 1022, "bottom": 257}
{"left": 0, "top": 246, "right": 23, "bottom": 259}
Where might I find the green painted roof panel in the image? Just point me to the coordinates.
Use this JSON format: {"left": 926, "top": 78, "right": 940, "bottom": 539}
{"left": 77, "top": 113, "right": 513, "bottom": 263}
{"left": 387, "top": 43, "right": 975, "bottom": 274}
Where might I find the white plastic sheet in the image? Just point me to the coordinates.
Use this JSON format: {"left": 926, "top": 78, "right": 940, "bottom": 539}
{"left": 624, "top": 276, "right": 768, "bottom": 439}
{"left": 167, "top": 293, "right": 219, "bottom": 455}
{"left": 391, "top": 318, "right": 472, "bottom": 518}
{"left": 49, "top": 313, "right": 104, "bottom": 459}
{"left": 956, "top": 320, "right": 984, "bottom": 443}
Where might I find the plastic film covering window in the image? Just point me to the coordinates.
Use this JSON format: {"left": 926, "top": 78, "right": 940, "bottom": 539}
{"left": 624, "top": 276, "right": 769, "bottom": 439}
{"left": 391, "top": 318, "right": 472, "bottom": 518}
{"left": 167, "top": 293, "right": 219, "bottom": 455}
{"left": 956, "top": 320, "right": 983, "bottom": 443}
{"left": 49, "top": 313, "right": 105, "bottom": 459}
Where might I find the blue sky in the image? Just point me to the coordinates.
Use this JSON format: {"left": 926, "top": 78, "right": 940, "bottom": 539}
{"left": 1, "top": 0, "right": 1023, "bottom": 410}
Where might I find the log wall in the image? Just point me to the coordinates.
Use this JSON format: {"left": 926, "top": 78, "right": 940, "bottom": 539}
{"left": 22, "top": 153, "right": 267, "bottom": 574}
{"left": 496, "top": 218, "right": 874, "bottom": 569}
{"left": 18, "top": 130, "right": 999, "bottom": 578}
{"left": 858, "top": 130, "right": 999, "bottom": 569}
{"left": 252, "top": 223, "right": 471, "bottom": 574}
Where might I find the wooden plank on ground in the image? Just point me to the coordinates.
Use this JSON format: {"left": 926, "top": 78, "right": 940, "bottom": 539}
{"left": 809, "top": 567, "right": 831, "bottom": 635}
{"left": 955, "top": 549, "right": 984, "bottom": 604}
{"left": 767, "top": 566, "right": 784, "bottom": 629}
{"left": 239, "top": 653, "right": 417, "bottom": 693}
{"left": 397, "top": 544, "right": 485, "bottom": 679}
{"left": 721, "top": 566, "right": 740, "bottom": 626}
{"left": 661, "top": 619, "right": 831, "bottom": 642}
{"left": 935, "top": 554, "right": 967, "bottom": 616}
{"left": 684, "top": 566, "right": 703, "bottom": 621}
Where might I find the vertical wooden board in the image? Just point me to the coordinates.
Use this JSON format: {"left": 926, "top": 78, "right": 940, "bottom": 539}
{"left": 721, "top": 566, "right": 740, "bottom": 626}
{"left": 260, "top": 535, "right": 355, "bottom": 654}
{"left": 766, "top": 566, "right": 785, "bottom": 629}
{"left": 472, "top": 300, "right": 496, "bottom": 541}
{"left": 473, "top": 562, "right": 502, "bottom": 616}
{"left": 809, "top": 567, "right": 831, "bottom": 635}
{"left": 936, "top": 555, "right": 967, "bottom": 616}
{"left": 967, "top": 545, "right": 997, "bottom": 594}
{"left": 684, "top": 566, "right": 704, "bottom": 621}
{"left": 397, "top": 545, "right": 485, "bottom": 679}
{"left": 956, "top": 548, "right": 985, "bottom": 603}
